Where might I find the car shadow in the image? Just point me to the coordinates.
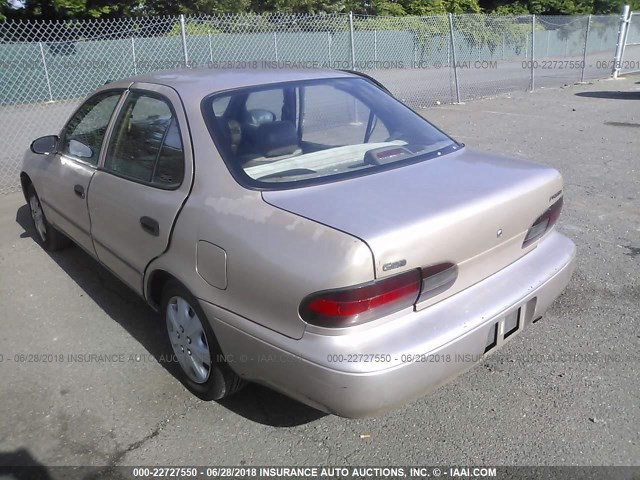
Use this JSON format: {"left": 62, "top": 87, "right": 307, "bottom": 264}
{"left": 15, "top": 204, "right": 326, "bottom": 427}
{"left": 0, "top": 448, "right": 52, "bottom": 480}
{"left": 575, "top": 91, "right": 640, "bottom": 100}
{"left": 0, "top": 447, "right": 131, "bottom": 479}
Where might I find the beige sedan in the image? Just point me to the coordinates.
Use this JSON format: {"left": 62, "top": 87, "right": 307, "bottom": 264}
{"left": 20, "top": 68, "right": 576, "bottom": 417}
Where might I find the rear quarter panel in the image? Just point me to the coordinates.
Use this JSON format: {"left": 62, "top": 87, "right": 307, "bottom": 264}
{"left": 145, "top": 103, "right": 375, "bottom": 340}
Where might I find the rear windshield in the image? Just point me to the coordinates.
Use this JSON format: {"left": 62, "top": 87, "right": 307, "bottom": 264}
{"left": 202, "top": 77, "right": 459, "bottom": 189}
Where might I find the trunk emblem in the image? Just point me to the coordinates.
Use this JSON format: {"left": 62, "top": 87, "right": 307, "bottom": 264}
{"left": 549, "top": 190, "right": 562, "bottom": 201}
{"left": 497, "top": 229, "right": 503, "bottom": 238}
{"left": 382, "top": 259, "right": 407, "bottom": 271}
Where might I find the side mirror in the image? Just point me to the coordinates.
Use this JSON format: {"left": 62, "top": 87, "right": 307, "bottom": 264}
{"left": 30, "top": 135, "right": 59, "bottom": 155}
{"left": 68, "top": 139, "right": 93, "bottom": 159}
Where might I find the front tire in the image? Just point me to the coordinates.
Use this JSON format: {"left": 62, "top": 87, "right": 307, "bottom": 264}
{"left": 27, "top": 184, "right": 71, "bottom": 251}
{"left": 161, "top": 280, "right": 245, "bottom": 400}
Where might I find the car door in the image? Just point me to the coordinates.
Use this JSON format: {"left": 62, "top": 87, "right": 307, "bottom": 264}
{"left": 87, "top": 84, "right": 193, "bottom": 294}
{"left": 39, "top": 90, "right": 124, "bottom": 254}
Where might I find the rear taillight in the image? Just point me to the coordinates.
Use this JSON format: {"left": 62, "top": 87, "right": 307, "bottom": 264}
{"left": 300, "top": 269, "right": 421, "bottom": 328}
{"left": 523, "top": 197, "right": 563, "bottom": 248}
{"left": 418, "top": 262, "right": 458, "bottom": 302}
{"left": 300, "top": 261, "right": 459, "bottom": 328}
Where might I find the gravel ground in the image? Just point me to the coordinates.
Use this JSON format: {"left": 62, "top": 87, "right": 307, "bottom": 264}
{"left": 0, "top": 74, "right": 638, "bottom": 476}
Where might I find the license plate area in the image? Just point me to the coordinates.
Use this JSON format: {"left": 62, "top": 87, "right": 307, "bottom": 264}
{"left": 503, "top": 307, "right": 521, "bottom": 339}
{"left": 483, "top": 301, "right": 532, "bottom": 354}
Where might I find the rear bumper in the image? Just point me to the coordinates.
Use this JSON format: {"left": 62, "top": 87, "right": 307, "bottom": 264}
{"left": 201, "top": 230, "right": 576, "bottom": 418}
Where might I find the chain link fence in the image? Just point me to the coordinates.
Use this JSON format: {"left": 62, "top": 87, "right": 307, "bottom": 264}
{"left": 0, "top": 12, "right": 628, "bottom": 194}
{"left": 619, "top": 12, "right": 640, "bottom": 74}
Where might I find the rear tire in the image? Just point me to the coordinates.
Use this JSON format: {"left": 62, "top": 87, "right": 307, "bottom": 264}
{"left": 27, "top": 184, "right": 72, "bottom": 251}
{"left": 161, "top": 280, "right": 245, "bottom": 400}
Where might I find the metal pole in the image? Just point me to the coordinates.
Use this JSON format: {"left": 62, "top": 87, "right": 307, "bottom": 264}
{"left": 619, "top": 11, "right": 633, "bottom": 74}
{"left": 374, "top": 29, "right": 377, "bottom": 67}
{"left": 613, "top": 5, "right": 631, "bottom": 78}
{"left": 546, "top": 30, "right": 551, "bottom": 57}
{"left": 39, "top": 42, "right": 53, "bottom": 102}
{"left": 328, "top": 31, "right": 332, "bottom": 65}
{"left": 348, "top": 13, "right": 359, "bottom": 122}
{"left": 180, "top": 14, "right": 189, "bottom": 66}
{"left": 448, "top": 13, "right": 461, "bottom": 103}
{"left": 348, "top": 11, "right": 356, "bottom": 70}
{"left": 131, "top": 37, "right": 137, "bottom": 75}
{"left": 273, "top": 32, "right": 278, "bottom": 61}
{"left": 208, "top": 33, "right": 213, "bottom": 62}
{"left": 530, "top": 15, "right": 535, "bottom": 91}
{"left": 565, "top": 36, "right": 569, "bottom": 56}
{"left": 502, "top": 34, "right": 505, "bottom": 60}
{"left": 580, "top": 15, "right": 592, "bottom": 82}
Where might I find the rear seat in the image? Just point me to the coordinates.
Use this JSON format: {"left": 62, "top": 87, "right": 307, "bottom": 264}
{"left": 240, "top": 121, "right": 302, "bottom": 167}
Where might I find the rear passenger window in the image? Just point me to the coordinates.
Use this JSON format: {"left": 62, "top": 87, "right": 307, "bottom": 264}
{"left": 104, "top": 92, "right": 185, "bottom": 188}
{"left": 153, "top": 118, "right": 183, "bottom": 187}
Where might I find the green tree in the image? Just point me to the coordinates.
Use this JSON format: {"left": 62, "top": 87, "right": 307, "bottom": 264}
{"left": 444, "top": 0, "right": 481, "bottom": 13}
{"left": 480, "top": 0, "right": 637, "bottom": 14}
{"left": 3, "top": 0, "right": 638, "bottom": 19}
{"left": 3, "top": 0, "right": 138, "bottom": 19}
{"left": 249, "top": 0, "right": 346, "bottom": 13}
{"left": 372, "top": 0, "right": 408, "bottom": 16}
{"left": 405, "top": 0, "right": 447, "bottom": 15}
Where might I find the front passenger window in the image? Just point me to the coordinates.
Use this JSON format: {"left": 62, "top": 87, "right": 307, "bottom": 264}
{"left": 104, "top": 93, "right": 185, "bottom": 188}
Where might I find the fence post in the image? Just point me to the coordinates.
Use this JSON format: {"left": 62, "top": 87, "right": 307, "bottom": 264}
{"left": 208, "top": 33, "right": 213, "bottom": 62}
{"left": 612, "top": 5, "right": 631, "bottom": 78}
{"left": 502, "top": 34, "right": 505, "bottom": 60}
{"left": 328, "top": 31, "right": 332, "bottom": 65}
{"left": 374, "top": 29, "right": 377, "bottom": 66}
{"left": 131, "top": 37, "right": 137, "bottom": 75}
{"left": 348, "top": 13, "right": 359, "bottom": 122}
{"left": 38, "top": 42, "right": 54, "bottom": 103}
{"left": 530, "top": 15, "right": 535, "bottom": 91}
{"left": 546, "top": 30, "right": 551, "bottom": 57}
{"left": 448, "top": 13, "right": 461, "bottom": 103}
{"left": 180, "top": 14, "right": 189, "bottom": 66}
{"left": 348, "top": 11, "right": 356, "bottom": 70}
{"left": 273, "top": 32, "right": 278, "bottom": 61}
{"left": 580, "top": 15, "right": 592, "bottom": 82}
{"left": 619, "top": 12, "right": 633, "bottom": 70}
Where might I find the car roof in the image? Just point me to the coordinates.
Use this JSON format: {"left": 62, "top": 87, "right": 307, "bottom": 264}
{"left": 103, "top": 67, "right": 356, "bottom": 101}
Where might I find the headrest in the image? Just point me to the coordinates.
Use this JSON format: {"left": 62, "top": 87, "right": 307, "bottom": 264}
{"left": 244, "top": 109, "right": 276, "bottom": 126}
{"left": 256, "top": 121, "right": 298, "bottom": 157}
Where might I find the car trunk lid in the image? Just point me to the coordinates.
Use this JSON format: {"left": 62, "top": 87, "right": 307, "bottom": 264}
{"left": 262, "top": 148, "right": 563, "bottom": 308}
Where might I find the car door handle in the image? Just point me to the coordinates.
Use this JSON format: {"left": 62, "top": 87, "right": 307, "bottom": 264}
{"left": 140, "top": 216, "right": 160, "bottom": 237}
{"left": 73, "top": 184, "right": 85, "bottom": 199}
